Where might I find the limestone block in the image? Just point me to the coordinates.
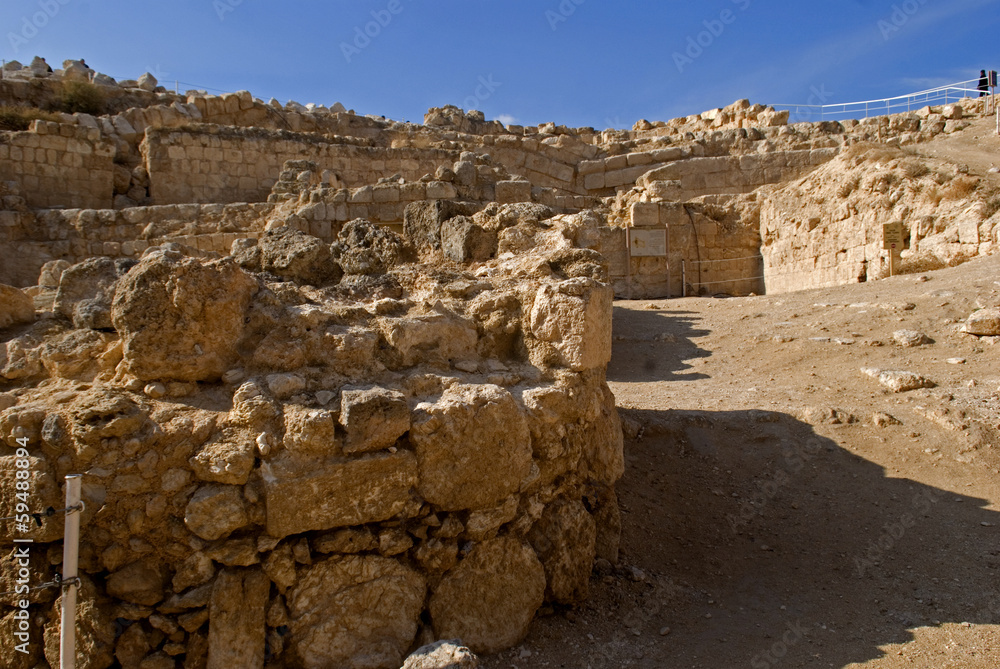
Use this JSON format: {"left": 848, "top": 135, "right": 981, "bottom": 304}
{"left": 184, "top": 485, "right": 250, "bottom": 541}
{"left": 495, "top": 180, "right": 532, "bottom": 204}
{"left": 410, "top": 384, "right": 532, "bottom": 512}
{"left": 429, "top": 536, "right": 545, "bottom": 654}
{"left": 262, "top": 450, "right": 419, "bottom": 537}
{"left": 965, "top": 308, "right": 1000, "bottom": 336}
{"left": 528, "top": 278, "right": 613, "bottom": 371}
{"left": 604, "top": 155, "right": 627, "bottom": 171}
{"left": 0, "top": 284, "right": 35, "bottom": 329}
{"left": 441, "top": 216, "right": 497, "bottom": 263}
{"left": 577, "top": 160, "right": 605, "bottom": 175}
{"left": 207, "top": 569, "right": 269, "bottom": 669}
{"left": 527, "top": 498, "right": 596, "bottom": 605}
{"left": 287, "top": 556, "right": 425, "bottom": 669}
{"left": 630, "top": 202, "right": 660, "bottom": 228}
{"left": 583, "top": 172, "right": 605, "bottom": 190}
{"left": 111, "top": 254, "right": 257, "bottom": 382}
{"left": 626, "top": 152, "right": 654, "bottom": 167}
{"left": 426, "top": 181, "right": 457, "bottom": 200}
{"left": 339, "top": 386, "right": 410, "bottom": 454}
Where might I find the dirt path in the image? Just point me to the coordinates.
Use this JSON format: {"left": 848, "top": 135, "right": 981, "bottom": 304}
{"left": 484, "top": 254, "right": 1000, "bottom": 669}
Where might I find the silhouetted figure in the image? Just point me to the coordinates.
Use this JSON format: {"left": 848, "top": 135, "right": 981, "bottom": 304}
{"left": 978, "top": 70, "right": 988, "bottom": 97}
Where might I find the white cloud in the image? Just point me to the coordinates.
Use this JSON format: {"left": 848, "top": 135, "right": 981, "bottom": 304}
{"left": 496, "top": 113, "right": 517, "bottom": 126}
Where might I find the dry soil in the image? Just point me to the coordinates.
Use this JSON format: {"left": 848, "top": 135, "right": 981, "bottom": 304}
{"left": 484, "top": 253, "right": 1000, "bottom": 669}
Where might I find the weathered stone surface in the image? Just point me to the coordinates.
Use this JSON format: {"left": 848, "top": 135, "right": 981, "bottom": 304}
{"left": 106, "top": 559, "right": 167, "bottom": 606}
{"left": 184, "top": 485, "right": 250, "bottom": 541}
{"left": 340, "top": 386, "right": 410, "bottom": 453}
{"left": 112, "top": 252, "right": 257, "bottom": 382}
{"left": 172, "top": 552, "right": 216, "bottom": 591}
{"left": 862, "top": 367, "right": 936, "bottom": 393}
{"left": 240, "top": 226, "right": 342, "bottom": 285}
{"left": 43, "top": 576, "right": 116, "bottom": 669}
{"left": 53, "top": 257, "right": 127, "bottom": 330}
{"left": 441, "top": 216, "right": 497, "bottom": 263}
{"left": 401, "top": 640, "right": 479, "bottom": 669}
{"left": 207, "top": 569, "right": 269, "bottom": 669}
{"left": 892, "top": 329, "right": 931, "bottom": 347}
{"left": 0, "top": 284, "right": 35, "bottom": 329}
{"left": 262, "top": 450, "right": 419, "bottom": 538}
{"left": 429, "top": 536, "right": 545, "bottom": 654}
{"left": 381, "top": 312, "right": 479, "bottom": 368}
{"left": 404, "top": 200, "right": 481, "bottom": 251}
{"left": 527, "top": 498, "right": 597, "bottom": 605}
{"left": 283, "top": 406, "right": 340, "bottom": 455}
{"left": 411, "top": 384, "right": 531, "bottom": 511}
{"left": 0, "top": 454, "right": 62, "bottom": 543}
{"left": 528, "top": 278, "right": 613, "bottom": 371}
{"left": 287, "top": 555, "right": 425, "bottom": 669}
{"left": 965, "top": 307, "right": 1000, "bottom": 336}
{"left": 189, "top": 435, "right": 255, "bottom": 485}
{"left": 335, "top": 218, "right": 404, "bottom": 275}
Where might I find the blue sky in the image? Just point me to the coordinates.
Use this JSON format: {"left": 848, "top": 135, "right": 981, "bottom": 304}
{"left": 2, "top": 0, "right": 999, "bottom": 128}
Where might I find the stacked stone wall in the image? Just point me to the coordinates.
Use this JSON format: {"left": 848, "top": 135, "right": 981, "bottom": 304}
{"left": 0, "top": 123, "right": 114, "bottom": 209}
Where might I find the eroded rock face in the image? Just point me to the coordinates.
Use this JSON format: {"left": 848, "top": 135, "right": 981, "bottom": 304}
{"left": 53, "top": 257, "right": 129, "bottom": 330}
{"left": 411, "top": 384, "right": 532, "bottom": 512}
{"left": 429, "top": 536, "right": 546, "bottom": 654}
{"left": 527, "top": 498, "right": 597, "bottom": 605}
{"left": 112, "top": 251, "right": 257, "bottom": 381}
{"left": 0, "top": 284, "right": 35, "bottom": 329}
{"left": 287, "top": 555, "right": 426, "bottom": 669}
{"left": 335, "top": 218, "right": 404, "bottom": 275}
{"left": 207, "top": 569, "right": 269, "bottom": 669}
{"left": 237, "top": 226, "right": 342, "bottom": 286}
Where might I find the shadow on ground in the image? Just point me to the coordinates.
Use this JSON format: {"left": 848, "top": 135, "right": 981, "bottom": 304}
{"left": 505, "top": 409, "right": 1000, "bottom": 669}
{"left": 607, "top": 305, "right": 711, "bottom": 383}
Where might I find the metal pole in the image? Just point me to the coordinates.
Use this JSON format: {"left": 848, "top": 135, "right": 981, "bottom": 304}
{"left": 681, "top": 260, "right": 686, "bottom": 298}
{"left": 60, "top": 475, "right": 82, "bottom": 669}
{"left": 625, "top": 225, "right": 632, "bottom": 300}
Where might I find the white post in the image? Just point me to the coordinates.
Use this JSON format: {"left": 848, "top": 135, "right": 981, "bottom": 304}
{"left": 59, "top": 475, "right": 82, "bottom": 669}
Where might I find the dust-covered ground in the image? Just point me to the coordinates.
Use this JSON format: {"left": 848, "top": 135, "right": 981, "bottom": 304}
{"left": 484, "top": 253, "right": 1000, "bottom": 669}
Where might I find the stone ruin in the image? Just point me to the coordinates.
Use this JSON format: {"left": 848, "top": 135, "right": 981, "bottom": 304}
{"left": 2, "top": 57, "right": 1000, "bottom": 668}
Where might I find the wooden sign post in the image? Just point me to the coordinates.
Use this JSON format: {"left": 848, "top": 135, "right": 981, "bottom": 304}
{"left": 882, "top": 222, "right": 905, "bottom": 277}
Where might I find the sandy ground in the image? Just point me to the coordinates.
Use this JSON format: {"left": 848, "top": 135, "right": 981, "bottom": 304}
{"left": 484, "top": 253, "right": 1000, "bottom": 669}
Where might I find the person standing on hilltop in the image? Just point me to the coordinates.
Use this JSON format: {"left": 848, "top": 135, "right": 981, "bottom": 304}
{"left": 978, "top": 70, "right": 989, "bottom": 97}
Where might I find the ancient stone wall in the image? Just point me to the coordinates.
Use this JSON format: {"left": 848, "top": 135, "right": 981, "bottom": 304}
{"left": 0, "top": 214, "right": 623, "bottom": 668}
{"left": 0, "top": 123, "right": 114, "bottom": 209}
{"left": 760, "top": 144, "right": 1000, "bottom": 294}
{"left": 142, "top": 126, "right": 458, "bottom": 205}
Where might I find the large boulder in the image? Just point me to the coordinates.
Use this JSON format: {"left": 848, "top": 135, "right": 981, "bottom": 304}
{"left": 0, "top": 284, "right": 34, "bottom": 329}
{"left": 410, "top": 384, "right": 532, "bottom": 511}
{"left": 184, "top": 485, "right": 250, "bottom": 541}
{"left": 429, "top": 536, "right": 545, "bottom": 654}
{"left": 287, "top": 555, "right": 426, "bottom": 669}
{"left": 111, "top": 252, "right": 257, "bottom": 382}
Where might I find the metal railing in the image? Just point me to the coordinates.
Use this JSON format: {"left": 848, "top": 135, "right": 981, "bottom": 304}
{"left": 774, "top": 78, "right": 993, "bottom": 122}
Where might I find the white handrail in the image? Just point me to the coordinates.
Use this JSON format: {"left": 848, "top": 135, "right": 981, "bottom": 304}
{"left": 773, "top": 78, "right": 992, "bottom": 121}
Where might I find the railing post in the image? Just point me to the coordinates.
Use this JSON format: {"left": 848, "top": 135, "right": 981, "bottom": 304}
{"left": 60, "top": 475, "right": 83, "bottom": 669}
